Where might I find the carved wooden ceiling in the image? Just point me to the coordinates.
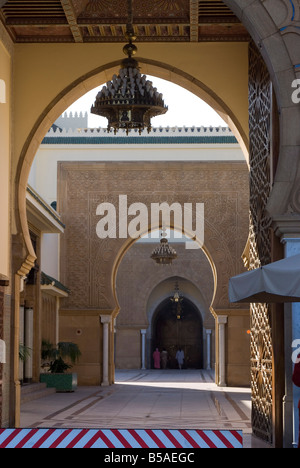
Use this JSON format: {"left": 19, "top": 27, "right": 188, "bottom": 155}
{"left": 0, "top": 0, "right": 249, "bottom": 43}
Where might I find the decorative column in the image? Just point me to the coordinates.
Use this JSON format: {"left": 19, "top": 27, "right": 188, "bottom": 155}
{"left": 141, "top": 329, "right": 147, "bottom": 370}
{"left": 0, "top": 339, "right": 5, "bottom": 364}
{"left": 24, "top": 307, "right": 33, "bottom": 383}
{"left": 206, "top": 329, "right": 212, "bottom": 370}
{"left": 281, "top": 237, "right": 300, "bottom": 448}
{"left": 19, "top": 305, "right": 24, "bottom": 382}
{"left": 218, "top": 316, "right": 227, "bottom": 387}
{"left": 273, "top": 216, "right": 300, "bottom": 447}
{"left": 100, "top": 315, "right": 111, "bottom": 386}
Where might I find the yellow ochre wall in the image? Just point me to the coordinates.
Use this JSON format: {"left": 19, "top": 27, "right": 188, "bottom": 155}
{"left": 13, "top": 41, "right": 249, "bottom": 172}
{"left": 8, "top": 40, "right": 249, "bottom": 277}
{"left": 0, "top": 40, "right": 11, "bottom": 281}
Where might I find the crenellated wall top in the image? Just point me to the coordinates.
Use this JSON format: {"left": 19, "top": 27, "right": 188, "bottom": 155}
{"left": 47, "top": 114, "right": 236, "bottom": 141}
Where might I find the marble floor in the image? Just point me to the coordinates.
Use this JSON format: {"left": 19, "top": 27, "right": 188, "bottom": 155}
{"left": 20, "top": 369, "right": 272, "bottom": 448}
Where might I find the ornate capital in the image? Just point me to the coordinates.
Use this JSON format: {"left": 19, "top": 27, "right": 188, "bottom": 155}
{"left": 100, "top": 315, "right": 112, "bottom": 324}
{"left": 272, "top": 215, "right": 300, "bottom": 241}
{"left": 217, "top": 315, "right": 228, "bottom": 325}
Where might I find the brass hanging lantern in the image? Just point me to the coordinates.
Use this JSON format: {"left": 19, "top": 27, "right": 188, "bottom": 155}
{"left": 170, "top": 281, "right": 184, "bottom": 320}
{"left": 170, "top": 281, "right": 182, "bottom": 304}
{"left": 91, "top": 0, "right": 168, "bottom": 135}
{"left": 150, "top": 229, "right": 177, "bottom": 265}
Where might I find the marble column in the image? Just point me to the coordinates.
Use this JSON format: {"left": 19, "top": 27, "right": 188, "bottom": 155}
{"left": 0, "top": 339, "right": 5, "bottom": 364}
{"left": 206, "top": 329, "right": 212, "bottom": 370}
{"left": 100, "top": 315, "right": 111, "bottom": 387}
{"left": 281, "top": 238, "right": 300, "bottom": 448}
{"left": 218, "top": 316, "right": 227, "bottom": 387}
{"left": 141, "top": 329, "right": 147, "bottom": 370}
{"left": 19, "top": 305, "right": 24, "bottom": 381}
{"left": 24, "top": 307, "right": 33, "bottom": 383}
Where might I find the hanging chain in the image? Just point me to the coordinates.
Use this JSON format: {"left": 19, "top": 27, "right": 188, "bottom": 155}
{"left": 126, "top": 0, "right": 134, "bottom": 35}
{"left": 128, "top": 0, "right": 133, "bottom": 26}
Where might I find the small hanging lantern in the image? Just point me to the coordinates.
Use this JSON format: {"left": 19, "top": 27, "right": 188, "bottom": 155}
{"left": 170, "top": 281, "right": 183, "bottom": 304}
{"left": 150, "top": 229, "right": 177, "bottom": 265}
{"left": 170, "top": 281, "right": 184, "bottom": 320}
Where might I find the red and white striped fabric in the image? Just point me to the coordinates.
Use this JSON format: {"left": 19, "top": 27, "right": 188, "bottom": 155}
{"left": 0, "top": 428, "right": 243, "bottom": 448}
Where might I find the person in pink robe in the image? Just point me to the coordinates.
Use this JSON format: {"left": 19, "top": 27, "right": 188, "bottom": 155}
{"left": 153, "top": 348, "right": 161, "bottom": 369}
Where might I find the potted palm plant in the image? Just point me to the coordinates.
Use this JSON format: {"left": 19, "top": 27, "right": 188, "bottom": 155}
{"left": 40, "top": 340, "right": 81, "bottom": 392}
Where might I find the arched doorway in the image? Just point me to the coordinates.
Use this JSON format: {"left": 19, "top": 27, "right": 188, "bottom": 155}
{"left": 15, "top": 49, "right": 250, "bottom": 280}
{"left": 2, "top": 0, "right": 298, "bottom": 447}
{"left": 115, "top": 235, "right": 216, "bottom": 371}
{"left": 152, "top": 296, "right": 203, "bottom": 370}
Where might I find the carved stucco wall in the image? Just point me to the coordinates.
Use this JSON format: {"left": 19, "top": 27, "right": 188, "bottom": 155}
{"left": 58, "top": 161, "right": 249, "bottom": 315}
{"left": 248, "top": 41, "right": 274, "bottom": 444}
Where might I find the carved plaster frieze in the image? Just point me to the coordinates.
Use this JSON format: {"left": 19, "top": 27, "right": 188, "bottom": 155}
{"left": 58, "top": 162, "right": 249, "bottom": 312}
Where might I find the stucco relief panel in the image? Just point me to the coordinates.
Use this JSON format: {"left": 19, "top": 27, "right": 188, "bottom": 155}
{"left": 58, "top": 162, "right": 249, "bottom": 312}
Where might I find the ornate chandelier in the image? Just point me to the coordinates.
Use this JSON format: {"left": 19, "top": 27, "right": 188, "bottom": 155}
{"left": 91, "top": 0, "right": 168, "bottom": 135}
{"left": 170, "top": 281, "right": 184, "bottom": 320}
{"left": 170, "top": 281, "right": 183, "bottom": 304}
{"left": 150, "top": 229, "right": 177, "bottom": 265}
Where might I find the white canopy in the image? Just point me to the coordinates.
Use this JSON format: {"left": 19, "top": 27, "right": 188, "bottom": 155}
{"left": 228, "top": 254, "right": 300, "bottom": 303}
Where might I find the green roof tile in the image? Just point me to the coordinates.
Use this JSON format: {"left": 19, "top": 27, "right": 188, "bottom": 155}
{"left": 42, "top": 136, "right": 238, "bottom": 145}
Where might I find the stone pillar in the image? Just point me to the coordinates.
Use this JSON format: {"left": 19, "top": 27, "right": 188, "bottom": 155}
{"left": 218, "top": 316, "right": 227, "bottom": 387}
{"left": 282, "top": 302, "right": 294, "bottom": 448}
{"left": 24, "top": 307, "right": 33, "bottom": 383}
{"left": 206, "top": 329, "right": 212, "bottom": 370}
{"left": 141, "top": 329, "right": 147, "bottom": 370}
{"left": 19, "top": 305, "right": 24, "bottom": 382}
{"left": 100, "top": 315, "right": 111, "bottom": 386}
{"left": 0, "top": 339, "right": 5, "bottom": 364}
{"left": 281, "top": 238, "right": 300, "bottom": 448}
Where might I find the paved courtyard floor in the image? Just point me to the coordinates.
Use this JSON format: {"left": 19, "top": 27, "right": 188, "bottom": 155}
{"left": 20, "top": 369, "right": 272, "bottom": 448}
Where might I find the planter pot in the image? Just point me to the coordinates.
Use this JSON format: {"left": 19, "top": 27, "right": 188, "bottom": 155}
{"left": 40, "top": 373, "right": 77, "bottom": 392}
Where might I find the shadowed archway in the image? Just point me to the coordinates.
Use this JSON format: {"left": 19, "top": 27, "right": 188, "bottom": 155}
{"left": 152, "top": 296, "right": 204, "bottom": 370}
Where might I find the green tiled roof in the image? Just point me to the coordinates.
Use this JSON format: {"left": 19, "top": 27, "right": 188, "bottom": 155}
{"left": 26, "top": 186, "right": 65, "bottom": 229}
{"left": 42, "top": 135, "right": 238, "bottom": 145}
{"left": 41, "top": 272, "right": 70, "bottom": 294}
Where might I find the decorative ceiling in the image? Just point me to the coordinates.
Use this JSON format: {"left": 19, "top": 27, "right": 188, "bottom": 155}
{"left": 0, "top": 0, "right": 249, "bottom": 43}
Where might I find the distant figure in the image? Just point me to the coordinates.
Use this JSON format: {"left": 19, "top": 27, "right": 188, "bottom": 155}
{"left": 292, "top": 353, "right": 300, "bottom": 448}
{"left": 153, "top": 348, "right": 161, "bottom": 369}
{"left": 161, "top": 348, "right": 168, "bottom": 369}
{"left": 176, "top": 348, "right": 185, "bottom": 370}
